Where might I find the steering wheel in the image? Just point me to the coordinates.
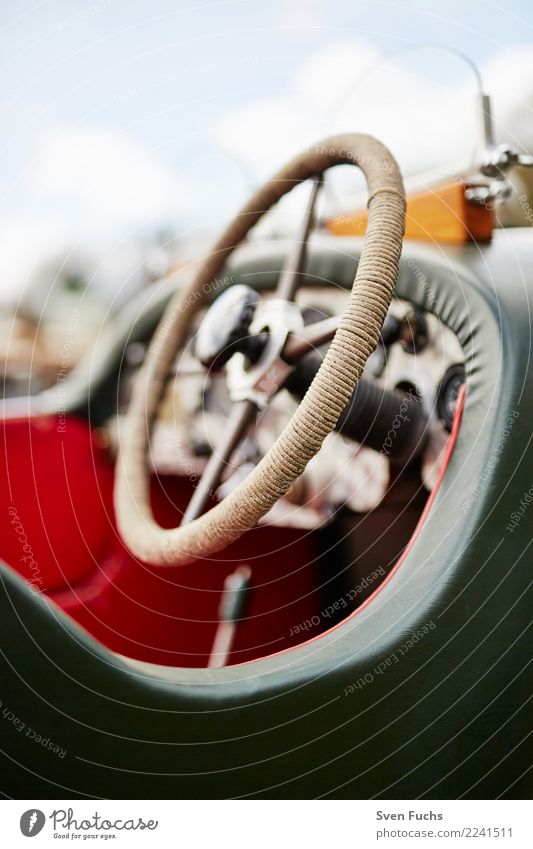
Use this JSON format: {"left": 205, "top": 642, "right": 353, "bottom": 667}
{"left": 115, "top": 134, "right": 405, "bottom": 566}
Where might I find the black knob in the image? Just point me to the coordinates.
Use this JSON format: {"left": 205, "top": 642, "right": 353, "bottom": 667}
{"left": 195, "top": 285, "right": 266, "bottom": 371}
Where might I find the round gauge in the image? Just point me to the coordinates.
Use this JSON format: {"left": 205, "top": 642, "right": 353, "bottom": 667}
{"left": 437, "top": 364, "right": 466, "bottom": 431}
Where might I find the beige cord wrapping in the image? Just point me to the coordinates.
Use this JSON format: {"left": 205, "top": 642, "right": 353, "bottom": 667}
{"left": 114, "top": 134, "right": 406, "bottom": 565}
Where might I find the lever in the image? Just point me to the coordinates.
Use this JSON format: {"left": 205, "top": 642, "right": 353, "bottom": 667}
{"left": 207, "top": 565, "right": 252, "bottom": 669}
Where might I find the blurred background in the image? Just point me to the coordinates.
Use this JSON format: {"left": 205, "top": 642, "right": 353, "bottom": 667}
{"left": 2, "top": 0, "right": 533, "bottom": 393}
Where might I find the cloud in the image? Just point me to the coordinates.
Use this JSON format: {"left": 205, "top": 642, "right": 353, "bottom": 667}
{"left": 0, "top": 216, "right": 68, "bottom": 305}
{"left": 482, "top": 45, "right": 533, "bottom": 150}
{"left": 215, "top": 40, "right": 533, "bottom": 194}
{"left": 4, "top": 40, "right": 533, "bottom": 305}
{"left": 32, "top": 126, "right": 182, "bottom": 229}
{"left": 0, "top": 125, "right": 188, "bottom": 306}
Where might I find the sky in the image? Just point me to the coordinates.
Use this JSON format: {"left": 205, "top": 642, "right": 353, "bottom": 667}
{"left": 1, "top": 0, "right": 533, "bottom": 303}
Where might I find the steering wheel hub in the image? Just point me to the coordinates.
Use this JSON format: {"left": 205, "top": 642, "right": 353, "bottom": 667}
{"left": 226, "top": 299, "right": 303, "bottom": 407}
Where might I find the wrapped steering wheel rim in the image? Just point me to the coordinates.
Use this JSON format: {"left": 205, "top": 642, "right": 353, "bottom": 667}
{"left": 114, "top": 133, "right": 406, "bottom": 566}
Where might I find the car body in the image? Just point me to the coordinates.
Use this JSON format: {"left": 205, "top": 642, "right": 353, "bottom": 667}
{"left": 1, "top": 226, "right": 531, "bottom": 799}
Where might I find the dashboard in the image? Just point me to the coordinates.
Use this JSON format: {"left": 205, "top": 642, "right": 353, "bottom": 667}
{"left": 106, "top": 284, "right": 465, "bottom": 530}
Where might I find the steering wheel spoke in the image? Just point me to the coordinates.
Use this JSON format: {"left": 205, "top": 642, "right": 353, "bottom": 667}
{"left": 282, "top": 313, "right": 341, "bottom": 363}
{"left": 181, "top": 399, "right": 257, "bottom": 525}
{"left": 275, "top": 173, "right": 322, "bottom": 302}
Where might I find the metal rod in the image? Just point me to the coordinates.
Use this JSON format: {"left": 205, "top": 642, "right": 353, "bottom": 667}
{"left": 478, "top": 92, "right": 494, "bottom": 150}
{"left": 181, "top": 399, "right": 257, "bottom": 525}
{"left": 276, "top": 174, "right": 322, "bottom": 302}
{"left": 282, "top": 314, "right": 341, "bottom": 364}
{"left": 208, "top": 566, "right": 252, "bottom": 668}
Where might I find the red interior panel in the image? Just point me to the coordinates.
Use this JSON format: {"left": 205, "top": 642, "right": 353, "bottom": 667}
{"left": 0, "top": 415, "right": 322, "bottom": 666}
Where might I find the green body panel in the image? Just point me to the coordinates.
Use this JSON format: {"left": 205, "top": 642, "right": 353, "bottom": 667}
{"left": 1, "top": 231, "right": 531, "bottom": 798}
